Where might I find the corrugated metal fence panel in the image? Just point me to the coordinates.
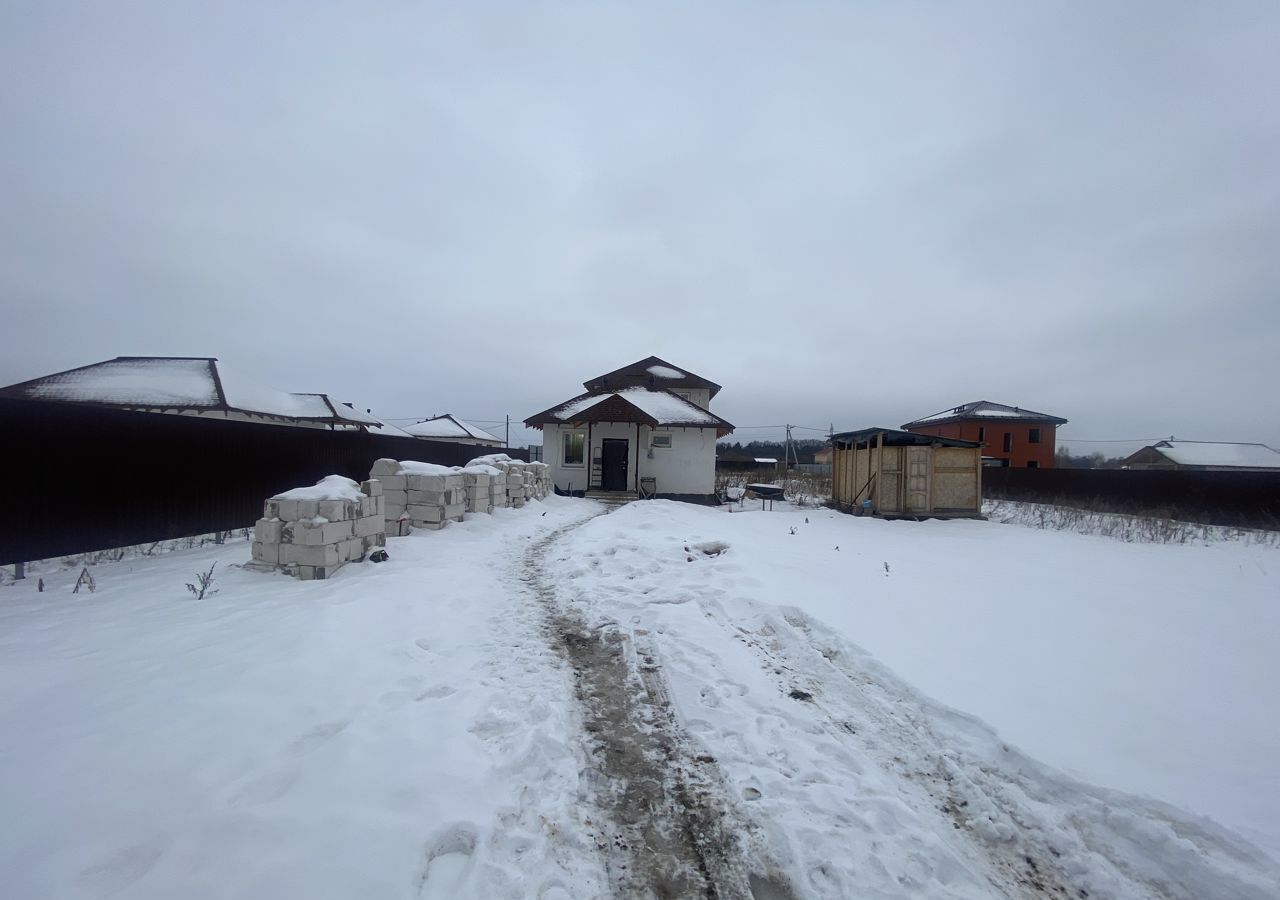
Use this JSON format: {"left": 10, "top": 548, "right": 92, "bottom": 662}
{"left": 982, "top": 467, "right": 1280, "bottom": 529}
{"left": 0, "top": 398, "right": 527, "bottom": 564}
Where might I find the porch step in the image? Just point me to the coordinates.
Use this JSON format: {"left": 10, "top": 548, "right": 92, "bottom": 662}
{"left": 584, "top": 490, "right": 636, "bottom": 505}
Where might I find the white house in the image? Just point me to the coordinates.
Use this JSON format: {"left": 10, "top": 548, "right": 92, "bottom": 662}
{"left": 401, "top": 414, "right": 504, "bottom": 447}
{"left": 524, "top": 356, "right": 734, "bottom": 500}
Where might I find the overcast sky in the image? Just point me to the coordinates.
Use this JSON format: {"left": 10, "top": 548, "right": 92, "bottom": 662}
{"left": 2, "top": 2, "right": 1277, "bottom": 452}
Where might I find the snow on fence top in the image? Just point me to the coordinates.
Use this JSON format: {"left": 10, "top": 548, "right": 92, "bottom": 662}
{"left": 273, "top": 475, "right": 364, "bottom": 501}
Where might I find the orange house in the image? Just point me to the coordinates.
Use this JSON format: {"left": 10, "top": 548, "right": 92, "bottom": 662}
{"left": 901, "top": 401, "right": 1067, "bottom": 468}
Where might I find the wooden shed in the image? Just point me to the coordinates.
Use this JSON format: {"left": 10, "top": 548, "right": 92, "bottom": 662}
{"left": 831, "top": 428, "right": 982, "bottom": 518}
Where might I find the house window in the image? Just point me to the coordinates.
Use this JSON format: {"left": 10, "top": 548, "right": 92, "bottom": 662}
{"left": 977, "top": 426, "right": 986, "bottom": 442}
{"left": 1028, "top": 428, "right": 1041, "bottom": 444}
{"left": 1003, "top": 433, "right": 1013, "bottom": 453}
{"left": 675, "top": 391, "right": 691, "bottom": 401}
{"left": 651, "top": 433, "right": 672, "bottom": 449}
{"left": 1027, "top": 460, "right": 1039, "bottom": 469}
{"left": 562, "top": 432, "right": 585, "bottom": 466}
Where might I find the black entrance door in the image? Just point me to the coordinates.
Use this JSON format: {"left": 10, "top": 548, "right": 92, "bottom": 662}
{"left": 601, "top": 439, "right": 629, "bottom": 491}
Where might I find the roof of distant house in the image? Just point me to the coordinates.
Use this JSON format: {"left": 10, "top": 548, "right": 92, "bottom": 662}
{"left": 1137, "top": 440, "right": 1280, "bottom": 469}
{"left": 0, "top": 356, "right": 388, "bottom": 429}
{"left": 902, "top": 401, "right": 1068, "bottom": 429}
{"left": 582, "top": 356, "right": 723, "bottom": 399}
{"left": 833, "top": 427, "right": 981, "bottom": 449}
{"left": 525, "top": 386, "right": 734, "bottom": 435}
{"left": 401, "top": 414, "right": 502, "bottom": 443}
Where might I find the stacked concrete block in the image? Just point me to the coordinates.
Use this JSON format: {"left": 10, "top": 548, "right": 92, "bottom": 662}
{"left": 526, "top": 461, "right": 552, "bottom": 499}
{"left": 505, "top": 461, "right": 528, "bottom": 508}
{"left": 402, "top": 461, "right": 466, "bottom": 530}
{"left": 489, "top": 468, "right": 509, "bottom": 509}
{"left": 251, "top": 475, "right": 385, "bottom": 580}
{"left": 370, "top": 458, "right": 412, "bottom": 535}
{"left": 460, "top": 465, "right": 498, "bottom": 514}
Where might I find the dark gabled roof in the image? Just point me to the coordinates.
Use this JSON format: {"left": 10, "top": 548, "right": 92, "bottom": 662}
{"left": 583, "top": 356, "right": 722, "bottom": 399}
{"left": 525, "top": 387, "right": 734, "bottom": 436}
{"left": 902, "top": 400, "right": 1067, "bottom": 430}
{"left": 833, "top": 427, "right": 981, "bottom": 450}
{"left": 0, "top": 356, "right": 386, "bottom": 429}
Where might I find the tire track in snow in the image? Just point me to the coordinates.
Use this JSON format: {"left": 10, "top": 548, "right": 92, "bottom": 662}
{"left": 696, "top": 600, "right": 1233, "bottom": 900}
{"left": 522, "top": 509, "right": 791, "bottom": 899}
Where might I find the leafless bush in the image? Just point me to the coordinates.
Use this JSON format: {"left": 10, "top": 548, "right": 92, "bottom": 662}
{"left": 186, "top": 562, "right": 218, "bottom": 600}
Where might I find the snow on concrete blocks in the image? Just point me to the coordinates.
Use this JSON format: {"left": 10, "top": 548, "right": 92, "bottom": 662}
{"left": 248, "top": 475, "right": 385, "bottom": 580}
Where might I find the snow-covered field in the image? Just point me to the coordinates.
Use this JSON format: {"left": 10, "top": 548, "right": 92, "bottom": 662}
{"left": 2, "top": 496, "right": 1278, "bottom": 898}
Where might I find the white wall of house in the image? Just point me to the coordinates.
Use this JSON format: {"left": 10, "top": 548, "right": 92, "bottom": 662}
{"left": 543, "top": 422, "right": 718, "bottom": 495}
{"left": 638, "top": 424, "right": 717, "bottom": 494}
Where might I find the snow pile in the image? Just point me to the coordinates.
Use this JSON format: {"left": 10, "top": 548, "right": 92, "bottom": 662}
{"left": 252, "top": 477, "right": 385, "bottom": 580}
{"left": 370, "top": 459, "right": 464, "bottom": 532}
{"left": 273, "top": 474, "right": 365, "bottom": 502}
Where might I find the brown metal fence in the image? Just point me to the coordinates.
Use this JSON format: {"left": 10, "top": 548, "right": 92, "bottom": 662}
{"left": 0, "top": 398, "right": 526, "bottom": 564}
{"left": 982, "top": 467, "right": 1280, "bottom": 529}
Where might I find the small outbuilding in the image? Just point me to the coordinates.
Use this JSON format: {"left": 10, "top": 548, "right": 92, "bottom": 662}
{"left": 831, "top": 428, "right": 982, "bottom": 518}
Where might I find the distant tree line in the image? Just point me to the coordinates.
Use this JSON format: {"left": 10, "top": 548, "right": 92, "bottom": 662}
{"left": 717, "top": 438, "right": 828, "bottom": 464}
{"left": 1054, "top": 447, "right": 1126, "bottom": 469}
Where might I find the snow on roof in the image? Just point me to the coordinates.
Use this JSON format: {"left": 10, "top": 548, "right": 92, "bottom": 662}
{"left": 646, "top": 364, "right": 686, "bottom": 379}
{"left": 1153, "top": 441, "right": 1280, "bottom": 469}
{"left": 2, "top": 356, "right": 395, "bottom": 430}
{"left": 273, "top": 475, "right": 363, "bottom": 501}
{"left": 365, "top": 421, "right": 414, "bottom": 438}
{"left": 905, "top": 401, "right": 1066, "bottom": 427}
{"left": 21, "top": 357, "right": 221, "bottom": 407}
{"left": 754, "top": 457, "right": 778, "bottom": 464}
{"left": 402, "top": 414, "right": 501, "bottom": 442}
{"left": 552, "top": 387, "right": 718, "bottom": 426}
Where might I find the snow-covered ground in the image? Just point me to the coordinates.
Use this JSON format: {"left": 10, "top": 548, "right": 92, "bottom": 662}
{"left": 2, "top": 496, "right": 1278, "bottom": 898}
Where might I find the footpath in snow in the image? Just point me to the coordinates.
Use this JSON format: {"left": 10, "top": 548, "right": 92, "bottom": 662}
{"left": 1, "top": 495, "right": 1278, "bottom": 899}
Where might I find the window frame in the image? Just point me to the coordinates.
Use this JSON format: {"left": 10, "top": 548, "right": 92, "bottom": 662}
{"left": 1028, "top": 427, "right": 1042, "bottom": 444}
{"left": 650, "top": 432, "right": 673, "bottom": 450}
{"left": 1003, "top": 432, "right": 1013, "bottom": 453}
{"left": 562, "top": 431, "right": 586, "bottom": 467}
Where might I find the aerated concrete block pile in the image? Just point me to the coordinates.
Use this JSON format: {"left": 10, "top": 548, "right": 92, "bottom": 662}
{"left": 526, "top": 462, "right": 552, "bottom": 499}
{"left": 250, "top": 475, "right": 385, "bottom": 580}
{"left": 370, "top": 458, "right": 412, "bottom": 536}
{"left": 460, "top": 464, "right": 501, "bottom": 514}
{"left": 370, "top": 458, "right": 465, "bottom": 531}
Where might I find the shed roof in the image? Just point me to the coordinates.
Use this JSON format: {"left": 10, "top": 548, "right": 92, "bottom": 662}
{"left": 582, "top": 356, "right": 722, "bottom": 399}
{"left": 833, "top": 427, "right": 981, "bottom": 450}
{"left": 526, "top": 386, "right": 734, "bottom": 435}
{"left": 0, "top": 356, "right": 388, "bottom": 430}
{"left": 902, "top": 401, "right": 1067, "bottom": 429}
{"left": 1137, "top": 440, "right": 1280, "bottom": 469}
{"left": 402, "top": 414, "right": 502, "bottom": 443}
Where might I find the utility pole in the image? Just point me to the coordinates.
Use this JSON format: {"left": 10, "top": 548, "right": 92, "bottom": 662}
{"left": 505, "top": 415, "right": 510, "bottom": 448}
